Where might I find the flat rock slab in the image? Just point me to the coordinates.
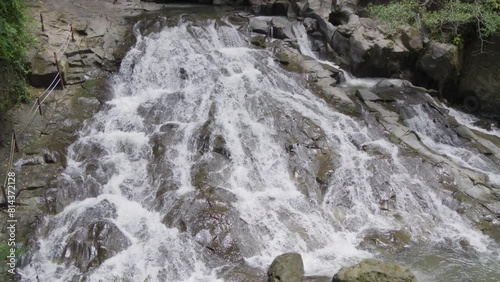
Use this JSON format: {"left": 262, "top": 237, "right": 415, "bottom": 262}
{"left": 356, "top": 89, "right": 380, "bottom": 102}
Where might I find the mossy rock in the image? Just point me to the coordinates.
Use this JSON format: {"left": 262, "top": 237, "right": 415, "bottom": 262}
{"left": 268, "top": 252, "right": 304, "bottom": 282}
{"left": 332, "top": 259, "right": 416, "bottom": 282}
{"left": 361, "top": 229, "right": 411, "bottom": 254}
{"left": 476, "top": 220, "right": 500, "bottom": 243}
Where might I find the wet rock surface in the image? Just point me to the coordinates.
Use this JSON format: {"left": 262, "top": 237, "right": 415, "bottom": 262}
{"left": 61, "top": 219, "right": 130, "bottom": 271}
{"left": 2, "top": 1, "right": 500, "bottom": 281}
{"left": 268, "top": 252, "right": 304, "bottom": 282}
{"left": 0, "top": 1, "right": 151, "bottom": 277}
{"left": 332, "top": 259, "right": 416, "bottom": 282}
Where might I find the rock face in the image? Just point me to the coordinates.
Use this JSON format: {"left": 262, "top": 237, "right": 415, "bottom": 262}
{"left": 272, "top": 17, "right": 296, "bottom": 40}
{"left": 291, "top": 0, "right": 333, "bottom": 19}
{"left": 417, "top": 42, "right": 461, "bottom": 96}
{"left": 27, "top": 0, "right": 158, "bottom": 88}
{"left": 274, "top": 41, "right": 356, "bottom": 114}
{"left": 250, "top": 0, "right": 291, "bottom": 16}
{"left": 329, "top": 14, "right": 414, "bottom": 78}
{"left": 458, "top": 35, "right": 500, "bottom": 116}
{"left": 332, "top": 259, "right": 416, "bottom": 282}
{"left": 268, "top": 252, "right": 305, "bottom": 282}
{"left": 141, "top": 0, "right": 498, "bottom": 107}
{"left": 28, "top": 50, "right": 63, "bottom": 88}
{"left": 61, "top": 220, "right": 130, "bottom": 271}
{"left": 249, "top": 17, "right": 270, "bottom": 34}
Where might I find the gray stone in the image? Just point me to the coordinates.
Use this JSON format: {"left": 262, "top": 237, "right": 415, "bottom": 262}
{"left": 77, "top": 97, "right": 100, "bottom": 106}
{"left": 305, "top": 276, "right": 332, "bottom": 282}
{"left": 250, "top": 34, "right": 267, "bottom": 48}
{"left": 356, "top": 89, "right": 380, "bottom": 102}
{"left": 316, "top": 17, "right": 337, "bottom": 43}
{"left": 15, "top": 155, "right": 45, "bottom": 166}
{"left": 249, "top": 17, "right": 270, "bottom": 35}
{"left": 25, "top": 180, "right": 48, "bottom": 190}
{"left": 271, "top": 17, "right": 296, "bottom": 40}
{"left": 43, "top": 149, "right": 60, "bottom": 163}
{"left": 332, "top": 259, "right": 416, "bottom": 282}
{"left": 292, "top": 0, "right": 333, "bottom": 19}
{"left": 375, "top": 79, "right": 411, "bottom": 88}
{"left": 268, "top": 252, "right": 304, "bottom": 282}
{"left": 250, "top": 0, "right": 290, "bottom": 16}
{"left": 303, "top": 17, "right": 318, "bottom": 33}
{"left": 458, "top": 35, "right": 500, "bottom": 116}
{"left": 61, "top": 220, "right": 130, "bottom": 271}
{"left": 401, "top": 28, "right": 423, "bottom": 52}
{"left": 28, "top": 51, "right": 61, "bottom": 88}
{"left": 417, "top": 42, "right": 461, "bottom": 84}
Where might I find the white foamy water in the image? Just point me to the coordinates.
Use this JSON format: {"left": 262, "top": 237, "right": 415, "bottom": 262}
{"left": 292, "top": 23, "right": 387, "bottom": 88}
{"left": 405, "top": 104, "right": 500, "bottom": 186}
{"left": 446, "top": 105, "right": 500, "bottom": 139}
{"left": 21, "top": 19, "right": 500, "bottom": 282}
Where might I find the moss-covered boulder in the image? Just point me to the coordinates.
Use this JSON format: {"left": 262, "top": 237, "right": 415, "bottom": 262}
{"left": 332, "top": 259, "right": 416, "bottom": 282}
{"left": 268, "top": 252, "right": 304, "bottom": 282}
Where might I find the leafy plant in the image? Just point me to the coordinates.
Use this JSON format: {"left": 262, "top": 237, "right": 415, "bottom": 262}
{"left": 368, "top": 0, "right": 500, "bottom": 46}
{"left": 0, "top": 0, "right": 34, "bottom": 112}
{"left": 367, "top": 0, "right": 418, "bottom": 32}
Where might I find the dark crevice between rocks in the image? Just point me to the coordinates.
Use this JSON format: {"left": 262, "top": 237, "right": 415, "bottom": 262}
{"left": 328, "top": 11, "right": 349, "bottom": 26}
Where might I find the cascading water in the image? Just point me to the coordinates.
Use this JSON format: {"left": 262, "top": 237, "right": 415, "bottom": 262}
{"left": 403, "top": 104, "right": 500, "bottom": 186}
{"left": 292, "top": 23, "right": 387, "bottom": 88}
{"left": 21, "top": 16, "right": 500, "bottom": 282}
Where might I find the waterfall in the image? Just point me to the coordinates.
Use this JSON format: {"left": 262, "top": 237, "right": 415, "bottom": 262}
{"left": 21, "top": 19, "right": 500, "bottom": 282}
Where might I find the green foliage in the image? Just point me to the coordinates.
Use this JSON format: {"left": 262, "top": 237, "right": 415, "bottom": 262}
{"left": 451, "top": 34, "right": 464, "bottom": 46}
{"left": 368, "top": 0, "right": 500, "bottom": 44}
{"left": 0, "top": 0, "right": 33, "bottom": 111}
{"left": 485, "top": 0, "right": 500, "bottom": 10}
{"left": 367, "top": 0, "right": 418, "bottom": 31}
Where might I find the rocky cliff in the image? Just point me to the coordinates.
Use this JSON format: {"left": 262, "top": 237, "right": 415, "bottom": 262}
{"left": 150, "top": 0, "right": 498, "bottom": 118}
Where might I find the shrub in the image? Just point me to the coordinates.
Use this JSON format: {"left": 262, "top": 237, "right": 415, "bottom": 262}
{"left": 368, "top": 0, "right": 500, "bottom": 44}
{"left": 0, "top": 0, "right": 34, "bottom": 112}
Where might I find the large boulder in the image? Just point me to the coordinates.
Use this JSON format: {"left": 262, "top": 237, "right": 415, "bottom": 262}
{"left": 330, "top": 17, "right": 411, "bottom": 77}
{"left": 417, "top": 42, "right": 461, "bottom": 95}
{"left": 61, "top": 220, "right": 130, "bottom": 271}
{"left": 271, "top": 17, "right": 296, "bottom": 40}
{"left": 332, "top": 259, "right": 416, "bottom": 282}
{"left": 400, "top": 28, "right": 423, "bottom": 52}
{"left": 291, "top": 0, "right": 334, "bottom": 19}
{"left": 28, "top": 50, "right": 67, "bottom": 88}
{"left": 268, "top": 252, "right": 305, "bottom": 282}
{"left": 250, "top": 0, "right": 292, "bottom": 16}
{"left": 249, "top": 17, "right": 270, "bottom": 34}
{"left": 457, "top": 35, "right": 500, "bottom": 116}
